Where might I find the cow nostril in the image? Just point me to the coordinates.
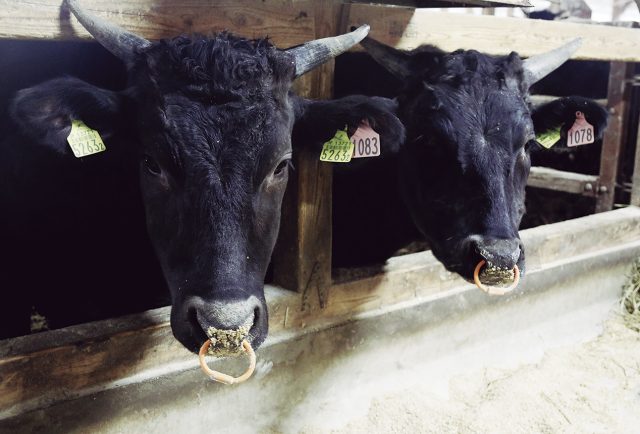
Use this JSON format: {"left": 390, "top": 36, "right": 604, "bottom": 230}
{"left": 188, "top": 306, "right": 208, "bottom": 346}
{"left": 251, "top": 307, "right": 260, "bottom": 329}
{"left": 469, "top": 237, "right": 521, "bottom": 269}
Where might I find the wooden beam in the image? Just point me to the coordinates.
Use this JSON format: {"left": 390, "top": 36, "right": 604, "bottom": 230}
{"left": 595, "top": 62, "right": 635, "bottom": 212}
{"left": 3, "top": 206, "right": 640, "bottom": 418}
{"left": 345, "top": 6, "right": 640, "bottom": 62}
{"left": 527, "top": 166, "right": 598, "bottom": 196}
{"left": 530, "top": 95, "right": 607, "bottom": 108}
{"left": 0, "top": 0, "right": 316, "bottom": 47}
{"left": 271, "top": 0, "right": 335, "bottom": 305}
{"left": 346, "top": 0, "right": 532, "bottom": 7}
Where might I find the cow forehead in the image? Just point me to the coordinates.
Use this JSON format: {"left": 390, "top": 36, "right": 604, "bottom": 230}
{"left": 131, "top": 33, "right": 297, "bottom": 171}
{"left": 141, "top": 33, "right": 295, "bottom": 96}
{"left": 431, "top": 83, "right": 531, "bottom": 133}
{"left": 147, "top": 96, "right": 292, "bottom": 177}
{"left": 463, "top": 89, "right": 526, "bottom": 122}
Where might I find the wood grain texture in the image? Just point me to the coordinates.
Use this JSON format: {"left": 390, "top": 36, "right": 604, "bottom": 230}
{"left": 527, "top": 166, "right": 598, "bottom": 196}
{"left": 271, "top": 0, "right": 336, "bottom": 302}
{"left": 345, "top": 5, "right": 640, "bottom": 61}
{"left": 0, "top": 0, "right": 316, "bottom": 47}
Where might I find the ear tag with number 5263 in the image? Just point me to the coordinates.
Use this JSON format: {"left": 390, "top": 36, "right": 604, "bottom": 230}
{"left": 67, "top": 119, "right": 107, "bottom": 158}
{"left": 567, "top": 111, "right": 595, "bottom": 147}
{"left": 320, "top": 126, "right": 354, "bottom": 163}
{"left": 351, "top": 119, "right": 381, "bottom": 158}
{"left": 537, "top": 128, "right": 561, "bottom": 149}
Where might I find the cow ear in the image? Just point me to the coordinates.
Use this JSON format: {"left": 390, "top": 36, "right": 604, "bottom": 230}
{"left": 9, "top": 77, "right": 125, "bottom": 155}
{"left": 531, "top": 96, "right": 608, "bottom": 150}
{"left": 292, "top": 95, "right": 406, "bottom": 156}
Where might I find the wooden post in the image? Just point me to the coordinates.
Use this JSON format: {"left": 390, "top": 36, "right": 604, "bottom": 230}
{"left": 271, "top": 0, "right": 337, "bottom": 311}
{"left": 595, "top": 62, "right": 634, "bottom": 213}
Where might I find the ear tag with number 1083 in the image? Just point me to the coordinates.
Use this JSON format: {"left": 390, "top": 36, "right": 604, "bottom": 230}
{"left": 351, "top": 119, "right": 380, "bottom": 158}
{"left": 567, "top": 111, "right": 594, "bottom": 147}
{"left": 67, "top": 119, "right": 107, "bottom": 158}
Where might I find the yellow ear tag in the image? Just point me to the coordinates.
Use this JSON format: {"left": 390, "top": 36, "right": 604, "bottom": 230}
{"left": 320, "top": 126, "right": 354, "bottom": 163}
{"left": 537, "top": 128, "right": 561, "bottom": 149}
{"left": 67, "top": 120, "right": 107, "bottom": 158}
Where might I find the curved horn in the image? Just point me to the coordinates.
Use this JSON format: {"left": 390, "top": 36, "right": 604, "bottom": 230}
{"left": 360, "top": 36, "right": 412, "bottom": 80}
{"left": 523, "top": 38, "right": 582, "bottom": 85}
{"left": 287, "top": 25, "right": 370, "bottom": 77}
{"left": 66, "top": 0, "right": 151, "bottom": 63}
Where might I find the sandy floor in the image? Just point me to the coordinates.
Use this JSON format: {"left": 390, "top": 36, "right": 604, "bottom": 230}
{"left": 337, "top": 314, "right": 640, "bottom": 434}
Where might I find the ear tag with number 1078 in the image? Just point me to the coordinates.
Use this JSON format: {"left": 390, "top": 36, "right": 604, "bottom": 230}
{"left": 67, "top": 119, "right": 107, "bottom": 158}
{"left": 567, "top": 111, "right": 594, "bottom": 147}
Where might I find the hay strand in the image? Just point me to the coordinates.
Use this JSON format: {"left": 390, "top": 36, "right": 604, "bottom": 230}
{"left": 621, "top": 259, "right": 640, "bottom": 332}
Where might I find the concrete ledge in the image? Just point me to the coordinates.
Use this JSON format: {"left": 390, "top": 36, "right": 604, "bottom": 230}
{"left": 2, "top": 207, "right": 640, "bottom": 420}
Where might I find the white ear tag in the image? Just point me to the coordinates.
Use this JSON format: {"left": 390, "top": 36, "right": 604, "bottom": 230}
{"left": 567, "top": 111, "right": 595, "bottom": 147}
{"left": 350, "top": 119, "right": 381, "bottom": 158}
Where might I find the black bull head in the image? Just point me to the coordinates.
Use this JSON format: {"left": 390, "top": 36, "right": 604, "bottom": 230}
{"left": 63, "top": 0, "right": 406, "bottom": 352}
{"left": 359, "top": 36, "right": 608, "bottom": 281}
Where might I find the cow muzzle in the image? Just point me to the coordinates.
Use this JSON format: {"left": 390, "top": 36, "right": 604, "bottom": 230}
{"left": 472, "top": 236, "right": 522, "bottom": 269}
{"left": 464, "top": 235, "right": 524, "bottom": 292}
{"left": 175, "top": 292, "right": 267, "bottom": 353}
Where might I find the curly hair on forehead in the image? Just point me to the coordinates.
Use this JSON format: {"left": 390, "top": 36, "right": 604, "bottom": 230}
{"left": 431, "top": 50, "right": 524, "bottom": 88}
{"left": 403, "top": 45, "right": 526, "bottom": 93}
{"left": 143, "top": 32, "right": 295, "bottom": 89}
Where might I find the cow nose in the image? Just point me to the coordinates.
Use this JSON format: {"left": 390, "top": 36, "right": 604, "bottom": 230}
{"left": 187, "top": 292, "right": 261, "bottom": 333}
{"left": 471, "top": 236, "right": 521, "bottom": 269}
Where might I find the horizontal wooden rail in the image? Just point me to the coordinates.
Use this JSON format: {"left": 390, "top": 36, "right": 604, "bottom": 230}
{"left": 530, "top": 95, "right": 608, "bottom": 108}
{"left": 0, "top": 0, "right": 316, "bottom": 47}
{"left": 346, "top": 5, "right": 640, "bottom": 62}
{"left": 3, "top": 1, "right": 638, "bottom": 63}
{"left": 527, "top": 166, "right": 599, "bottom": 196}
{"left": 346, "top": 0, "right": 532, "bottom": 7}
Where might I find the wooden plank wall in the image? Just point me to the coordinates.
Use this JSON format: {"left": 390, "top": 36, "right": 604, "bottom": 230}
{"left": 344, "top": 5, "right": 640, "bottom": 61}
{"left": 0, "top": 0, "right": 316, "bottom": 46}
{"left": 3, "top": 1, "right": 639, "bottom": 61}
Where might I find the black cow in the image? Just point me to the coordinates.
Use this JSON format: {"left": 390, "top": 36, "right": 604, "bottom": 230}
{"left": 0, "top": 1, "right": 405, "bottom": 352}
{"left": 332, "top": 37, "right": 607, "bottom": 282}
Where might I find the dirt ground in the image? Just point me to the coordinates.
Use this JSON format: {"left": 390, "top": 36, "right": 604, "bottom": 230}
{"left": 337, "top": 314, "right": 640, "bottom": 434}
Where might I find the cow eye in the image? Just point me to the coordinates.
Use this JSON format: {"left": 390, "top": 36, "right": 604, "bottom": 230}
{"left": 143, "top": 155, "right": 162, "bottom": 175}
{"left": 273, "top": 158, "right": 293, "bottom": 177}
